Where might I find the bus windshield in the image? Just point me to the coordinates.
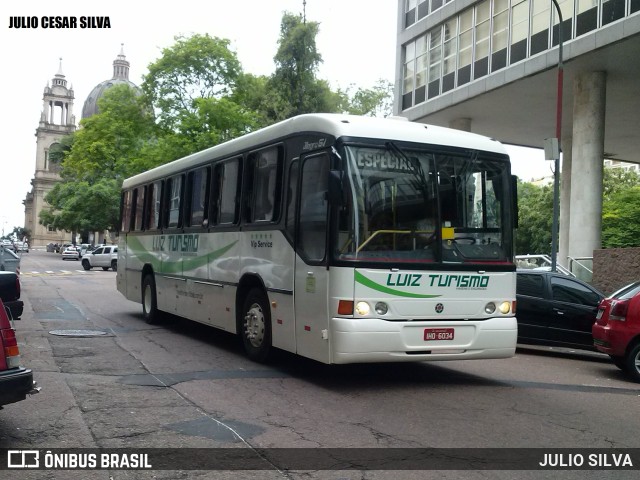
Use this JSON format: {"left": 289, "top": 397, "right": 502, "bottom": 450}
{"left": 336, "top": 143, "right": 513, "bottom": 265}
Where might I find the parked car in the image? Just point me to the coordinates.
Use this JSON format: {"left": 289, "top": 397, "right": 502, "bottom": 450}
{"left": 0, "top": 298, "right": 39, "bottom": 408}
{"left": 0, "top": 245, "right": 20, "bottom": 273}
{"left": 13, "top": 242, "right": 28, "bottom": 253}
{"left": 0, "top": 271, "right": 23, "bottom": 320}
{"left": 81, "top": 245, "right": 118, "bottom": 271}
{"left": 516, "top": 270, "right": 604, "bottom": 349}
{"left": 61, "top": 245, "right": 80, "bottom": 261}
{"left": 593, "top": 281, "right": 640, "bottom": 382}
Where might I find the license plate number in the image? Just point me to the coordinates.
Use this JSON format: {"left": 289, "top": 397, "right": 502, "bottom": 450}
{"left": 424, "top": 328, "right": 454, "bottom": 341}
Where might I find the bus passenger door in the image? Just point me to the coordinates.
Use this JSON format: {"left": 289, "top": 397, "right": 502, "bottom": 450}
{"left": 294, "top": 152, "right": 330, "bottom": 363}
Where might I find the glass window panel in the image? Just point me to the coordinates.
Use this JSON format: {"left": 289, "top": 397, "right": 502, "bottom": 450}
{"left": 512, "top": 0, "right": 529, "bottom": 44}
{"left": 444, "top": 18, "right": 457, "bottom": 42}
{"left": 532, "top": 0, "right": 551, "bottom": 34}
{"left": 577, "top": 0, "right": 598, "bottom": 14}
{"left": 218, "top": 160, "right": 240, "bottom": 224}
{"left": 403, "top": 62, "right": 414, "bottom": 93}
{"left": 134, "top": 187, "right": 145, "bottom": 231}
{"left": 476, "top": 0, "right": 490, "bottom": 22}
{"left": 459, "top": 30, "right": 473, "bottom": 67}
{"left": 495, "top": 0, "right": 509, "bottom": 13}
{"left": 416, "top": 35, "right": 428, "bottom": 55}
{"left": 405, "top": 42, "right": 416, "bottom": 61}
{"left": 460, "top": 9, "right": 473, "bottom": 32}
{"left": 416, "top": 54, "right": 428, "bottom": 87}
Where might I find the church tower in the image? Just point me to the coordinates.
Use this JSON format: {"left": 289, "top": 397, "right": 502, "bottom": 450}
{"left": 23, "top": 59, "right": 76, "bottom": 247}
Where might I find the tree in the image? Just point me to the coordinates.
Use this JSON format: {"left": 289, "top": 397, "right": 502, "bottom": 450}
{"left": 338, "top": 79, "right": 395, "bottom": 117}
{"left": 602, "top": 185, "right": 640, "bottom": 248}
{"left": 143, "top": 34, "right": 242, "bottom": 131}
{"left": 515, "top": 181, "right": 553, "bottom": 255}
{"left": 40, "top": 84, "right": 155, "bottom": 234}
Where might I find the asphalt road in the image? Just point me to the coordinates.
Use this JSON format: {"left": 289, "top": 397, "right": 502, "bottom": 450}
{"left": 1, "top": 248, "right": 639, "bottom": 480}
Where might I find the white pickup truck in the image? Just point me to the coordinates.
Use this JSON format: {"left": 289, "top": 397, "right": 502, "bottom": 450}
{"left": 81, "top": 245, "right": 118, "bottom": 271}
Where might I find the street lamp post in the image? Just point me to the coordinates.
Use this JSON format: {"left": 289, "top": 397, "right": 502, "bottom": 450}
{"left": 550, "top": 0, "right": 564, "bottom": 272}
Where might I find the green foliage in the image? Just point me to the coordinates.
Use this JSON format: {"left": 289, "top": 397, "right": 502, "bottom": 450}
{"left": 338, "top": 80, "right": 395, "bottom": 117}
{"left": 143, "top": 34, "right": 242, "bottom": 132}
{"left": 602, "top": 185, "right": 640, "bottom": 248}
{"left": 42, "top": 179, "right": 120, "bottom": 233}
{"left": 515, "top": 181, "right": 553, "bottom": 255}
{"left": 62, "top": 84, "right": 157, "bottom": 182}
{"left": 603, "top": 167, "right": 640, "bottom": 200}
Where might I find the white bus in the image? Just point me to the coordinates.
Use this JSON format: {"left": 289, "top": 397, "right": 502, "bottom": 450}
{"left": 117, "top": 114, "right": 518, "bottom": 364}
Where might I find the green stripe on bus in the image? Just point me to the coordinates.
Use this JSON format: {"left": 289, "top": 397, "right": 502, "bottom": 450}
{"left": 126, "top": 237, "right": 238, "bottom": 274}
{"left": 355, "top": 271, "right": 441, "bottom": 299}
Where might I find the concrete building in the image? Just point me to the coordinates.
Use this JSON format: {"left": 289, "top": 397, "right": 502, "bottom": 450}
{"left": 23, "top": 47, "right": 138, "bottom": 247}
{"left": 395, "top": 0, "right": 640, "bottom": 267}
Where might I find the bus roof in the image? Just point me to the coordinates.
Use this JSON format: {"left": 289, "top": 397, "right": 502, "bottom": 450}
{"left": 122, "top": 114, "right": 508, "bottom": 188}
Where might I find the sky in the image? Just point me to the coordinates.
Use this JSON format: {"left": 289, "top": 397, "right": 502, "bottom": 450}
{"left": 0, "top": 0, "right": 550, "bottom": 234}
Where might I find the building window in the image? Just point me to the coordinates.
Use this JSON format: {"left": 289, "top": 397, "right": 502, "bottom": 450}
{"left": 576, "top": 0, "right": 598, "bottom": 37}
{"left": 530, "top": 0, "right": 551, "bottom": 56}
{"left": 474, "top": 0, "right": 491, "bottom": 79}
{"left": 552, "top": 0, "right": 574, "bottom": 47}
{"left": 428, "top": 28, "right": 442, "bottom": 98}
{"left": 403, "top": 41, "right": 416, "bottom": 109}
{"left": 511, "top": 0, "right": 529, "bottom": 63}
{"left": 492, "top": 0, "right": 509, "bottom": 72}
{"left": 418, "top": 0, "right": 429, "bottom": 21}
{"left": 415, "top": 35, "right": 428, "bottom": 104}
{"left": 406, "top": 0, "right": 417, "bottom": 27}
{"left": 602, "top": 0, "right": 625, "bottom": 26}
{"left": 442, "top": 18, "right": 458, "bottom": 93}
{"left": 458, "top": 9, "right": 473, "bottom": 86}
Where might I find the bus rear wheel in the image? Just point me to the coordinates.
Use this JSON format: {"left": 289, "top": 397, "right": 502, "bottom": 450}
{"left": 142, "top": 274, "right": 160, "bottom": 325}
{"left": 240, "top": 288, "right": 272, "bottom": 362}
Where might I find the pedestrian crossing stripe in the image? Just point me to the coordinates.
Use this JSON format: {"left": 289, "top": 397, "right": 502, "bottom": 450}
{"left": 21, "top": 270, "right": 98, "bottom": 276}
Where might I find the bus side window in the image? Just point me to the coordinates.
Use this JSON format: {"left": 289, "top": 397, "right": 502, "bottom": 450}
{"left": 186, "top": 166, "right": 210, "bottom": 228}
{"left": 215, "top": 159, "right": 241, "bottom": 225}
{"left": 120, "top": 190, "right": 133, "bottom": 233}
{"left": 248, "top": 146, "right": 283, "bottom": 223}
{"left": 285, "top": 160, "right": 299, "bottom": 241}
{"left": 133, "top": 186, "right": 145, "bottom": 231}
{"left": 299, "top": 154, "right": 329, "bottom": 262}
{"left": 164, "top": 174, "right": 184, "bottom": 229}
{"left": 146, "top": 180, "right": 162, "bottom": 231}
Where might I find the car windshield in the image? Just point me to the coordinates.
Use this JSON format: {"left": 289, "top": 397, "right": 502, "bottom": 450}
{"left": 334, "top": 143, "right": 513, "bottom": 265}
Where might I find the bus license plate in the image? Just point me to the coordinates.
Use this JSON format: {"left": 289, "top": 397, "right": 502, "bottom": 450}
{"left": 424, "top": 328, "right": 454, "bottom": 341}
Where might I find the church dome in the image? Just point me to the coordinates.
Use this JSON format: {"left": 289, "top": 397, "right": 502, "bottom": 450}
{"left": 81, "top": 45, "right": 140, "bottom": 119}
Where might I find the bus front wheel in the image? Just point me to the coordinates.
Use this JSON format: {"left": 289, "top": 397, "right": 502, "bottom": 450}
{"left": 142, "top": 275, "right": 160, "bottom": 325}
{"left": 240, "top": 288, "right": 272, "bottom": 362}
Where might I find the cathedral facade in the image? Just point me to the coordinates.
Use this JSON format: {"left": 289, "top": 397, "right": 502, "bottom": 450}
{"left": 23, "top": 47, "right": 137, "bottom": 247}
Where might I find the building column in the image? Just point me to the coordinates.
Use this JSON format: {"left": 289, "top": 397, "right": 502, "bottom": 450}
{"left": 568, "top": 71, "right": 606, "bottom": 259}
{"left": 558, "top": 137, "right": 572, "bottom": 268}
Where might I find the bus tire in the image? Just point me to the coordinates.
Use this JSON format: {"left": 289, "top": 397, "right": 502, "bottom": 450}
{"left": 142, "top": 274, "right": 160, "bottom": 325}
{"left": 240, "top": 288, "right": 272, "bottom": 362}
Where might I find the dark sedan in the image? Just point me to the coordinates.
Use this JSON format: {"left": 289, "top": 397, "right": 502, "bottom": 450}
{"left": 516, "top": 270, "right": 605, "bottom": 350}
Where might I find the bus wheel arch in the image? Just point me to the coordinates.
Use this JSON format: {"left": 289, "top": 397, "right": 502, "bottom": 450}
{"left": 236, "top": 275, "right": 272, "bottom": 362}
{"left": 141, "top": 266, "right": 160, "bottom": 325}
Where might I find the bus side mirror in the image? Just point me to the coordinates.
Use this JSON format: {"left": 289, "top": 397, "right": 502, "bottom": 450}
{"left": 328, "top": 170, "right": 345, "bottom": 207}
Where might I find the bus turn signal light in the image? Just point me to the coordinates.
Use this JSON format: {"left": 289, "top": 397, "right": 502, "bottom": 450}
{"left": 338, "top": 300, "right": 354, "bottom": 315}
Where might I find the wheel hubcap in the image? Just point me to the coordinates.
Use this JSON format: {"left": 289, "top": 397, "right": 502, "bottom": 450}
{"left": 244, "top": 303, "right": 265, "bottom": 348}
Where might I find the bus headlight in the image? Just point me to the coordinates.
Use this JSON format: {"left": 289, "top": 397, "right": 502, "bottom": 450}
{"left": 355, "top": 301, "right": 371, "bottom": 316}
{"left": 498, "top": 301, "right": 511, "bottom": 314}
{"left": 484, "top": 302, "right": 496, "bottom": 314}
{"left": 375, "top": 302, "right": 389, "bottom": 315}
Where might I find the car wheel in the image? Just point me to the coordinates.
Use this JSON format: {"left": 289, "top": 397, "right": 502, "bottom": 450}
{"left": 102, "top": 267, "right": 109, "bottom": 271}
{"left": 82, "top": 260, "right": 91, "bottom": 271}
{"left": 623, "top": 343, "right": 640, "bottom": 382}
{"left": 239, "top": 288, "right": 272, "bottom": 362}
{"left": 610, "top": 355, "right": 627, "bottom": 371}
{"left": 111, "top": 260, "right": 117, "bottom": 271}
{"left": 142, "top": 274, "right": 160, "bottom": 325}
